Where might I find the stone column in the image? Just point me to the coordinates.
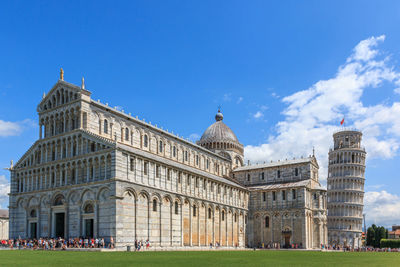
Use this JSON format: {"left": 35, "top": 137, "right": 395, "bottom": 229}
{"left": 189, "top": 203, "right": 192, "bottom": 246}
{"left": 36, "top": 171, "right": 39, "bottom": 190}
{"left": 19, "top": 177, "right": 22, "bottom": 192}
{"left": 212, "top": 209, "right": 215, "bottom": 246}
{"left": 180, "top": 202, "right": 183, "bottom": 246}
{"left": 104, "top": 160, "right": 107, "bottom": 180}
{"left": 86, "top": 164, "right": 90, "bottom": 183}
{"left": 95, "top": 201, "right": 99, "bottom": 238}
{"left": 159, "top": 201, "right": 162, "bottom": 246}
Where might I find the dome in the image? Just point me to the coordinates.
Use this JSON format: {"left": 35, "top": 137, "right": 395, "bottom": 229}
{"left": 199, "top": 110, "right": 239, "bottom": 144}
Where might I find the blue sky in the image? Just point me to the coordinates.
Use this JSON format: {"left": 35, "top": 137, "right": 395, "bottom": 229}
{"left": 1, "top": 1, "right": 400, "bottom": 227}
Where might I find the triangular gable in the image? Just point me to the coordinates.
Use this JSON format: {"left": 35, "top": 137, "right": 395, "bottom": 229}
{"left": 37, "top": 80, "right": 91, "bottom": 112}
{"left": 311, "top": 156, "right": 319, "bottom": 168}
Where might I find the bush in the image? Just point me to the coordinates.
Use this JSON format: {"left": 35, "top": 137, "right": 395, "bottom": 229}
{"left": 380, "top": 239, "right": 400, "bottom": 248}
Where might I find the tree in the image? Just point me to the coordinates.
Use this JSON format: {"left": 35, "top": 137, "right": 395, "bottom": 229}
{"left": 366, "top": 226, "right": 375, "bottom": 247}
{"left": 366, "top": 224, "right": 389, "bottom": 247}
{"left": 376, "top": 226, "right": 386, "bottom": 248}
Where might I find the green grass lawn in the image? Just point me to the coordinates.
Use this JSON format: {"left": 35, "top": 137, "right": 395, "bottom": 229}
{"left": 0, "top": 250, "right": 398, "bottom": 266}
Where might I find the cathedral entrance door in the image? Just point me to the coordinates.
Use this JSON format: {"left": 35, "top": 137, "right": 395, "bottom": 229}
{"left": 284, "top": 235, "right": 290, "bottom": 248}
{"left": 85, "top": 219, "right": 94, "bottom": 238}
{"left": 55, "top": 212, "right": 65, "bottom": 238}
{"left": 30, "top": 222, "right": 37, "bottom": 239}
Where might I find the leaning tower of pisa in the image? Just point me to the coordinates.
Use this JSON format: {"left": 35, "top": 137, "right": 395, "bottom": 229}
{"left": 327, "top": 130, "right": 366, "bottom": 249}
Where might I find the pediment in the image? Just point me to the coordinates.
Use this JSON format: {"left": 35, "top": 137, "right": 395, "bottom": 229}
{"left": 37, "top": 80, "right": 91, "bottom": 113}
{"left": 311, "top": 156, "right": 319, "bottom": 168}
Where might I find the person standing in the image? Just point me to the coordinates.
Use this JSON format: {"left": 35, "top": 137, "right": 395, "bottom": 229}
{"left": 110, "top": 236, "right": 114, "bottom": 249}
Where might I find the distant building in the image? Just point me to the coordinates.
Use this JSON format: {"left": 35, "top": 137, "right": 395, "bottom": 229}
{"left": 0, "top": 209, "right": 9, "bottom": 240}
{"left": 232, "top": 157, "right": 328, "bottom": 248}
{"left": 388, "top": 226, "right": 400, "bottom": 239}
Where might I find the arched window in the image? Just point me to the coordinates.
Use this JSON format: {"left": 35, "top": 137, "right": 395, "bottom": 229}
{"left": 222, "top": 210, "right": 225, "bottom": 221}
{"left": 185, "top": 151, "right": 188, "bottom": 161}
{"left": 175, "top": 201, "right": 179, "bottom": 215}
{"left": 159, "top": 140, "right": 163, "bottom": 153}
{"left": 153, "top": 199, "right": 157, "bottom": 212}
{"left": 30, "top": 209, "right": 37, "bottom": 218}
{"left": 208, "top": 208, "right": 212, "bottom": 219}
{"left": 143, "top": 135, "right": 148, "bottom": 147}
{"left": 54, "top": 195, "right": 64, "bottom": 206}
{"left": 173, "top": 146, "right": 176, "bottom": 157}
{"left": 125, "top": 127, "right": 129, "bottom": 141}
{"left": 104, "top": 119, "right": 108, "bottom": 134}
{"left": 234, "top": 213, "right": 237, "bottom": 222}
{"left": 193, "top": 205, "right": 197, "bottom": 217}
{"left": 84, "top": 203, "right": 94, "bottom": 214}
{"left": 265, "top": 216, "right": 269, "bottom": 228}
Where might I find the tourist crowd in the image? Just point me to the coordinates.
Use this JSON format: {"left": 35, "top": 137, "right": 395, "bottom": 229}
{"left": 1, "top": 238, "right": 399, "bottom": 252}
{"left": 0, "top": 237, "right": 111, "bottom": 250}
{"left": 0, "top": 237, "right": 156, "bottom": 251}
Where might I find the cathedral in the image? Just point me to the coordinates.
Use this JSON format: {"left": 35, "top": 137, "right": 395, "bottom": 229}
{"left": 8, "top": 71, "right": 327, "bottom": 249}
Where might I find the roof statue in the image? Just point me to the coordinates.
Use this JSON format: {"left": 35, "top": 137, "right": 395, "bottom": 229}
{"left": 81, "top": 77, "right": 85, "bottom": 89}
{"left": 60, "top": 68, "right": 64, "bottom": 81}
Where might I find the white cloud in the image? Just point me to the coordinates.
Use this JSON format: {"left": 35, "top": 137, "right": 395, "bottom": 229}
{"left": 364, "top": 190, "right": 400, "bottom": 227}
{"left": 244, "top": 35, "right": 400, "bottom": 182}
{"left": 347, "top": 35, "right": 386, "bottom": 62}
{"left": 0, "top": 175, "right": 9, "bottom": 209}
{"left": 223, "top": 93, "right": 232, "bottom": 102}
{"left": 0, "top": 120, "right": 22, "bottom": 137}
{"left": 0, "top": 119, "right": 35, "bottom": 137}
{"left": 188, "top": 133, "right": 200, "bottom": 142}
{"left": 365, "top": 184, "right": 385, "bottom": 190}
{"left": 237, "top": 97, "right": 244, "bottom": 104}
{"left": 271, "top": 92, "right": 280, "bottom": 99}
{"left": 253, "top": 111, "right": 263, "bottom": 119}
{"left": 395, "top": 87, "right": 400, "bottom": 94}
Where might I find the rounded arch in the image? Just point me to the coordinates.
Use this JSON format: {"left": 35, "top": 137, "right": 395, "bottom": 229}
{"left": 151, "top": 192, "right": 162, "bottom": 202}
{"left": 52, "top": 193, "right": 66, "bottom": 206}
{"left": 139, "top": 190, "right": 150, "bottom": 200}
{"left": 80, "top": 188, "right": 96, "bottom": 203}
{"left": 123, "top": 189, "right": 136, "bottom": 201}
{"left": 82, "top": 201, "right": 95, "bottom": 214}
{"left": 174, "top": 196, "right": 183, "bottom": 204}
{"left": 121, "top": 187, "right": 137, "bottom": 200}
{"left": 67, "top": 190, "right": 80, "bottom": 205}
{"left": 162, "top": 194, "right": 173, "bottom": 204}
{"left": 16, "top": 198, "right": 26, "bottom": 209}
{"left": 27, "top": 196, "right": 39, "bottom": 207}
{"left": 183, "top": 197, "right": 192, "bottom": 206}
